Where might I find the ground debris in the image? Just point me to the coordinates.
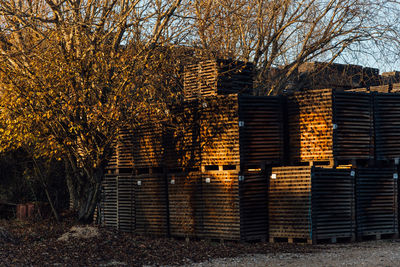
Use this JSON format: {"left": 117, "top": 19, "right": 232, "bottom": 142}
{"left": 1, "top": 218, "right": 400, "bottom": 266}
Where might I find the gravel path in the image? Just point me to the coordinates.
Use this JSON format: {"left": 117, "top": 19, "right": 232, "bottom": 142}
{"left": 182, "top": 240, "right": 400, "bottom": 267}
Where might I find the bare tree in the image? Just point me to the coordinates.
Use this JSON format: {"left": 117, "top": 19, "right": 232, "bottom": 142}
{"left": 191, "top": 0, "right": 400, "bottom": 94}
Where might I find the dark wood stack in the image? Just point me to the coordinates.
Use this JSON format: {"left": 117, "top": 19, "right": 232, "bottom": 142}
{"left": 350, "top": 84, "right": 400, "bottom": 93}
{"left": 117, "top": 174, "right": 135, "bottom": 232}
{"left": 355, "top": 168, "right": 398, "bottom": 238}
{"left": 200, "top": 95, "right": 241, "bottom": 167}
{"left": 374, "top": 93, "right": 400, "bottom": 160}
{"left": 183, "top": 59, "right": 253, "bottom": 101}
{"left": 297, "top": 62, "right": 364, "bottom": 90}
{"left": 134, "top": 171, "right": 169, "bottom": 236}
{"left": 269, "top": 166, "right": 355, "bottom": 244}
{"left": 100, "top": 174, "right": 118, "bottom": 228}
{"left": 239, "top": 96, "right": 284, "bottom": 169}
{"left": 116, "top": 127, "right": 134, "bottom": 170}
{"left": 287, "top": 89, "right": 373, "bottom": 164}
{"left": 239, "top": 170, "right": 269, "bottom": 241}
{"left": 105, "top": 142, "right": 118, "bottom": 170}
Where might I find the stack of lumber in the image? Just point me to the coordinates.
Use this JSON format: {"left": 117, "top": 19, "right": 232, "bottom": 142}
{"left": 269, "top": 166, "right": 355, "bottom": 244}
{"left": 164, "top": 94, "right": 283, "bottom": 241}
{"left": 183, "top": 59, "right": 254, "bottom": 101}
{"left": 287, "top": 89, "right": 373, "bottom": 164}
{"left": 117, "top": 174, "right": 135, "bottom": 232}
{"left": 374, "top": 93, "right": 400, "bottom": 160}
{"left": 355, "top": 168, "right": 398, "bottom": 238}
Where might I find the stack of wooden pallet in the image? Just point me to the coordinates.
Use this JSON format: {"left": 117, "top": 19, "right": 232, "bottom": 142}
{"left": 183, "top": 59, "right": 254, "bottom": 101}
{"left": 350, "top": 83, "right": 400, "bottom": 93}
{"left": 132, "top": 122, "right": 165, "bottom": 169}
{"left": 134, "top": 170, "right": 169, "bottom": 236}
{"left": 355, "top": 168, "right": 398, "bottom": 239}
{"left": 100, "top": 174, "right": 135, "bottom": 232}
{"left": 269, "top": 166, "right": 355, "bottom": 244}
{"left": 374, "top": 93, "right": 400, "bottom": 160}
{"left": 163, "top": 93, "right": 284, "bottom": 241}
{"left": 287, "top": 88, "right": 373, "bottom": 165}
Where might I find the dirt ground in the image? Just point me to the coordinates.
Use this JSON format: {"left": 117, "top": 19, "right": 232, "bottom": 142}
{"left": 183, "top": 240, "right": 400, "bottom": 267}
{"left": 1, "top": 216, "right": 400, "bottom": 267}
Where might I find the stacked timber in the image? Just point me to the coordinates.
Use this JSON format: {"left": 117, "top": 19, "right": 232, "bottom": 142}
{"left": 355, "top": 168, "right": 398, "bottom": 238}
{"left": 287, "top": 88, "right": 373, "bottom": 165}
{"left": 116, "top": 127, "right": 134, "bottom": 170}
{"left": 269, "top": 166, "right": 355, "bottom": 244}
{"left": 183, "top": 59, "right": 254, "bottom": 101}
{"left": 374, "top": 93, "right": 400, "bottom": 160}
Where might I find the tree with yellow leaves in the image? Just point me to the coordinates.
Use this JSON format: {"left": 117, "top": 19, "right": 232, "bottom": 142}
{"left": 0, "top": 0, "right": 187, "bottom": 221}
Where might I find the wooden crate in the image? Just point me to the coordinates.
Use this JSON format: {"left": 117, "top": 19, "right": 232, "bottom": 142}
{"left": 132, "top": 122, "right": 165, "bottom": 169}
{"left": 374, "top": 93, "right": 400, "bottom": 160}
{"left": 200, "top": 170, "right": 241, "bottom": 240}
{"left": 99, "top": 174, "right": 135, "bottom": 232}
{"left": 167, "top": 171, "right": 202, "bottom": 238}
{"left": 134, "top": 171, "right": 168, "bottom": 236}
{"left": 238, "top": 96, "right": 285, "bottom": 169}
{"left": 355, "top": 168, "right": 398, "bottom": 238}
{"left": 163, "top": 100, "right": 201, "bottom": 169}
{"left": 287, "top": 89, "right": 373, "bottom": 164}
{"left": 269, "top": 166, "right": 355, "bottom": 244}
{"left": 165, "top": 94, "right": 284, "bottom": 169}
{"left": 184, "top": 59, "right": 254, "bottom": 101}
{"left": 239, "top": 170, "right": 269, "bottom": 241}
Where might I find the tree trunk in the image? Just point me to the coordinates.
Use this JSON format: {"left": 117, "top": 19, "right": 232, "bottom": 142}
{"left": 65, "top": 158, "right": 104, "bottom": 223}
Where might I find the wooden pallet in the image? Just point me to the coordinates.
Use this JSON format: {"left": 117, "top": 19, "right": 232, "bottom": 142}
{"left": 239, "top": 170, "right": 269, "bottom": 241}
{"left": 350, "top": 83, "right": 400, "bottom": 93}
{"left": 200, "top": 170, "right": 241, "bottom": 240}
{"left": 167, "top": 171, "right": 202, "bottom": 238}
{"left": 355, "top": 168, "right": 398, "bottom": 238}
{"left": 99, "top": 174, "right": 134, "bottom": 232}
{"left": 374, "top": 93, "right": 400, "bottom": 160}
{"left": 183, "top": 59, "right": 254, "bottom": 101}
{"left": 287, "top": 89, "right": 373, "bottom": 164}
{"left": 134, "top": 172, "right": 168, "bottom": 236}
{"left": 269, "top": 166, "right": 355, "bottom": 244}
